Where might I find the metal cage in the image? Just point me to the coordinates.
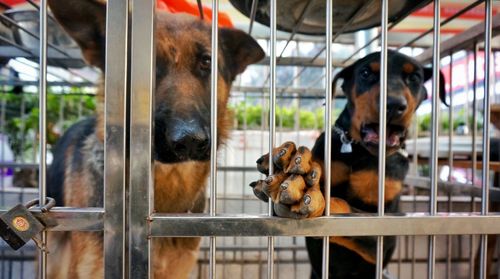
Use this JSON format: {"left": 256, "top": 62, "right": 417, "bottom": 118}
{"left": 0, "top": 0, "right": 499, "bottom": 278}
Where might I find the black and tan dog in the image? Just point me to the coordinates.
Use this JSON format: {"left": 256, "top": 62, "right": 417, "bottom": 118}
{"left": 46, "top": 0, "right": 264, "bottom": 278}
{"left": 251, "top": 50, "right": 446, "bottom": 278}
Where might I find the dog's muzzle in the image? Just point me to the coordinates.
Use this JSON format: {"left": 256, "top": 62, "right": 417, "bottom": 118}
{"left": 155, "top": 117, "right": 211, "bottom": 163}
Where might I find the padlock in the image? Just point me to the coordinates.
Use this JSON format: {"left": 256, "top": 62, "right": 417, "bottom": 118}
{"left": 0, "top": 197, "right": 56, "bottom": 251}
{"left": 0, "top": 204, "right": 45, "bottom": 250}
{"left": 25, "top": 197, "right": 58, "bottom": 228}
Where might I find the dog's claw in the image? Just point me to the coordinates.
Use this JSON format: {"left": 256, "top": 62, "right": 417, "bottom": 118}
{"left": 285, "top": 146, "right": 312, "bottom": 175}
{"left": 305, "top": 162, "right": 322, "bottom": 186}
{"left": 303, "top": 194, "right": 311, "bottom": 205}
{"left": 279, "top": 149, "right": 286, "bottom": 157}
{"left": 272, "top": 141, "right": 296, "bottom": 170}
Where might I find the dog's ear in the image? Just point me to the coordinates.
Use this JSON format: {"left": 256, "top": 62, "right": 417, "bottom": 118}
{"left": 220, "top": 28, "right": 265, "bottom": 79}
{"left": 48, "top": 0, "right": 106, "bottom": 70}
{"left": 332, "top": 64, "right": 355, "bottom": 98}
{"left": 423, "top": 67, "right": 448, "bottom": 106}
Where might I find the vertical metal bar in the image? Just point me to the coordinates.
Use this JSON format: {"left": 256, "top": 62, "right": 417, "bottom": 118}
{"left": 38, "top": 0, "right": 48, "bottom": 278}
{"left": 446, "top": 51, "right": 454, "bottom": 279}
{"left": 129, "top": 0, "right": 155, "bottom": 277}
{"left": 248, "top": 0, "right": 259, "bottom": 35}
{"left": 376, "top": 0, "right": 388, "bottom": 278}
{"left": 104, "top": 0, "right": 128, "bottom": 277}
{"left": 209, "top": 0, "right": 219, "bottom": 278}
{"left": 479, "top": 1, "right": 493, "bottom": 278}
{"left": 268, "top": 0, "right": 277, "bottom": 278}
{"left": 397, "top": 236, "right": 402, "bottom": 278}
{"left": 447, "top": 52, "right": 454, "bottom": 184}
{"left": 470, "top": 43, "right": 479, "bottom": 279}
{"left": 428, "top": 0, "right": 441, "bottom": 278}
{"left": 473, "top": 44, "right": 478, "bottom": 188}
{"left": 470, "top": 196, "right": 477, "bottom": 279}
{"left": 322, "top": 0, "right": 333, "bottom": 278}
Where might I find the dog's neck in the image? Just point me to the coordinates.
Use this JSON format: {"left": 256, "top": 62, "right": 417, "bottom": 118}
{"left": 334, "top": 107, "right": 352, "bottom": 134}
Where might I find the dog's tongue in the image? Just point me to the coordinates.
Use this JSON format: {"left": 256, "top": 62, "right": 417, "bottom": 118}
{"left": 363, "top": 128, "right": 401, "bottom": 147}
{"left": 364, "top": 130, "right": 379, "bottom": 143}
{"left": 387, "top": 134, "right": 400, "bottom": 147}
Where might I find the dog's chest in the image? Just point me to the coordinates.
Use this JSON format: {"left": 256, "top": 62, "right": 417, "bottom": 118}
{"left": 154, "top": 161, "right": 210, "bottom": 213}
{"left": 330, "top": 154, "right": 406, "bottom": 210}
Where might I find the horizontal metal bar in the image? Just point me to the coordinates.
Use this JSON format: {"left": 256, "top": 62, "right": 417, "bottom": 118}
{"left": 416, "top": 12, "right": 500, "bottom": 64}
{"left": 397, "top": 0, "right": 483, "bottom": 50}
{"left": 150, "top": 213, "right": 500, "bottom": 237}
{"left": 0, "top": 80, "right": 95, "bottom": 87}
{"left": 257, "top": 56, "right": 345, "bottom": 67}
{"left": 405, "top": 176, "right": 500, "bottom": 201}
{"left": 232, "top": 86, "right": 340, "bottom": 96}
{"left": 0, "top": 45, "right": 84, "bottom": 62}
{"left": 0, "top": 208, "right": 104, "bottom": 231}
{"left": 0, "top": 13, "right": 78, "bottom": 60}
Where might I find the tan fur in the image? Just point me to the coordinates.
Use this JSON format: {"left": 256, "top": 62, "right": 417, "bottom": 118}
{"left": 402, "top": 62, "right": 415, "bottom": 74}
{"left": 348, "top": 170, "right": 402, "bottom": 206}
{"left": 369, "top": 62, "right": 380, "bottom": 72}
{"left": 46, "top": 1, "right": 263, "bottom": 276}
{"left": 154, "top": 161, "right": 209, "bottom": 213}
{"left": 349, "top": 85, "right": 379, "bottom": 143}
{"left": 152, "top": 238, "right": 201, "bottom": 278}
{"left": 331, "top": 160, "right": 350, "bottom": 186}
{"left": 330, "top": 197, "right": 351, "bottom": 214}
{"left": 398, "top": 87, "right": 418, "bottom": 128}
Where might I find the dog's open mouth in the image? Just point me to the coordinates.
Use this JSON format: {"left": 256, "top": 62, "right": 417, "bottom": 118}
{"left": 360, "top": 123, "right": 406, "bottom": 148}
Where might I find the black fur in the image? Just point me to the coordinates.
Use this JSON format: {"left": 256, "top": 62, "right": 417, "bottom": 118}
{"left": 305, "top": 51, "right": 446, "bottom": 278}
{"left": 47, "top": 118, "right": 97, "bottom": 207}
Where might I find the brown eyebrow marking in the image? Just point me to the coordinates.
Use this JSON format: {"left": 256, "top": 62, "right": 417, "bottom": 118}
{"left": 403, "top": 62, "right": 415, "bottom": 74}
{"left": 369, "top": 62, "right": 380, "bottom": 72}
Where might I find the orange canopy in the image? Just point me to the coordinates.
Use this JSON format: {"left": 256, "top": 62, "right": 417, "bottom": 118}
{"left": 157, "top": 0, "right": 233, "bottom": 28}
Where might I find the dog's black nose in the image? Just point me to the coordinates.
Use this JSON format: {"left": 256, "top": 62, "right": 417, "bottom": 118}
{"left": 169, "top": 120, "right": 210, "bottom": 158}
{"left": 387, "top": 96, "right": 408, "bottom": 119}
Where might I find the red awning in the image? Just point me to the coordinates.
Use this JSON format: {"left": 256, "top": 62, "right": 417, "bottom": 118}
{"left": 3, "top": 0, "right": 233, "bottom": 28}
{"left": 157, "top": 0, "right": 233, "bottom": 28}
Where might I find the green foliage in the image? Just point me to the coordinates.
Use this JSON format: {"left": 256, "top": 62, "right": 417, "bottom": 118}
{"left": 230, "top": 102, "right": 338, "bottom": 130}
{"left": 1, "top": 90, "right": 96, "bottom": 160}
{"left": 418, "top": 108, "right": 483, "bottom": 133}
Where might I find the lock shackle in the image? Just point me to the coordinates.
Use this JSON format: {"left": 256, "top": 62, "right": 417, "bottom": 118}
{"left": 24, "top": 197, "right": 56, "bottom": 213}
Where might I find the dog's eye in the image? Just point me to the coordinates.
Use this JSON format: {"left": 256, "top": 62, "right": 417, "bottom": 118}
{"left": 407, "top": 73, "right": 421, "bottom": 83}
{"left": 360, "top": 69, "right": 371, "bottom": 80}
{"left": 200, "top": 54, "right": 211, "bottom": 70}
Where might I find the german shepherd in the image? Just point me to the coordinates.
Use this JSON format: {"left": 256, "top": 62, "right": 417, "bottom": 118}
{"left": 46, "top": 0, "right": 264, "bottom": 278}
{"left": 251, "top": 50, "right": 446, "bottom": 278}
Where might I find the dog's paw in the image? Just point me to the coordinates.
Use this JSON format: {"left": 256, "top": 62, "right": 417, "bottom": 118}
{"left": 249, "top": 142, "right": 326, "bottom": 219}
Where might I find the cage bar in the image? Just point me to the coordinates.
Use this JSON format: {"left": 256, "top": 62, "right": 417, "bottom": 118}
{"left": 479, "top": 1, "right": 493, "bottom": 278}
{"left": 209, "top": 0, "right": 219, "bottom": 278}
{"left": 37, "top": 0, "right": 48, "bottom": 278}
{"left": 428, "top": 0, "right": 441, "bottom": 278}
{"left": 322, "top": 0, "right": 333, "bottom": 277}
{"left": 129, "top": 0, "right": 155, "bottom": 277}
{"left": 103, "top": 0, "right": 129, "bottom": 277}
{"left": 376, "top": 0, "right": 389, "bottom": 278}
{"left": 268, "top": 0, "right": 277, "bottom": 277}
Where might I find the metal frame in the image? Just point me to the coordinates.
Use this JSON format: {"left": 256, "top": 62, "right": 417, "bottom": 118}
{"left": 103, "top": 0, "right": 128, "bottom": 277}
{"left": 0, "top": 0, "right": 499, "bottom": 278}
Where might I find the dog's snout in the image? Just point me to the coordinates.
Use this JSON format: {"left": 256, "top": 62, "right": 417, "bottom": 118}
{"left": 387, "top": 96, "right": 407, "bottom": 119}
{"left": 172, "top": 133, "right": 209, "bottom": 154}
{"left": 169, "top": 120, "right": 210, "bottom": 159}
